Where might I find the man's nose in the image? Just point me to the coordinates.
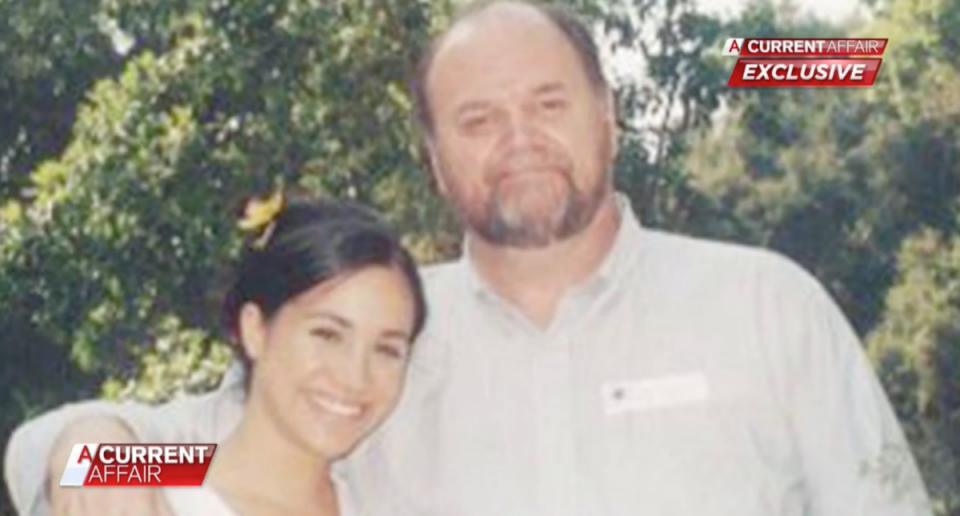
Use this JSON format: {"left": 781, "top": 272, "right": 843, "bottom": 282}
{"left": 502, "top": 104, "right": 539, "bottom": 146}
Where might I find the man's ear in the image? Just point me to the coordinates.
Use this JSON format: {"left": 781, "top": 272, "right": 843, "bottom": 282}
{"left": 425, "top": 138, "right": 450, "bottom": 196}
{"left": 604, "top": 88, "right": 619, "bottom": 158}
{"left": 238, "top": 303, "right": 268, "bottom": 362}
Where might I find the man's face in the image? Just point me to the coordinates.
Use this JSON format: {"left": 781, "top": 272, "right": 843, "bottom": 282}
{"left": 425, "top": 6, "right": 616, "bottom": 248}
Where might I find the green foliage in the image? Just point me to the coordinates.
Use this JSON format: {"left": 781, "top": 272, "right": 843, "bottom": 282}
{"left": 0, "top": 0, "right": 446, "bottom": 382}
{"left": 101, "top": 316, "right": 234, "bottom": 403}
{"left": 869, "top": 229, "right": 960, "bottom": 513}
{"left": 0, "top": 0, "right": 127, "bottom": 200}
{"left": 602, "top": 0, "right": 733, "bottom": 231}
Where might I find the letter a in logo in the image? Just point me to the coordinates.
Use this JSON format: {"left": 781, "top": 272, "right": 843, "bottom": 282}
{"left": 77, "top": 445, "right": 93, "bottom": 464}
{"left": 60, "top": 444, "right": 99, "bottom": 487}
{"left": 722, "top": 38, "right": 744, "bottom": 56}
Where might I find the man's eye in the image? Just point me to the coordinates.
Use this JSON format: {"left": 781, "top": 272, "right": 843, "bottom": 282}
{"left": 541, "top": 97, "right": 566, "bottom": 111}
{"left": 461, "top": 114, "right": 490, "bottom": 129}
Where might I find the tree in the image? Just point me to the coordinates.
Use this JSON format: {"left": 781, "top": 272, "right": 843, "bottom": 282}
{"left": 0, "top": 0, "right": 128, "bottom": 200}
{"left": 869, "top": 229, "right": 960, "bottom": 514}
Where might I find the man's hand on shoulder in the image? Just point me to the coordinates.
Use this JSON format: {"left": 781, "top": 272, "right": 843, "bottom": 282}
{"left": 47, "top": 416, "right": 164, "bottom": 516}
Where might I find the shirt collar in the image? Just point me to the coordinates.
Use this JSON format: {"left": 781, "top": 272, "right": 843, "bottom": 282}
{"left": 459, "top": 192, "right": 645, "bottom": 298}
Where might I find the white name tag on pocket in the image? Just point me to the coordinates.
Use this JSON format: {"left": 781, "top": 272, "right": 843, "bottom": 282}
{"left": 602, "top": 372, "right": 710, "bottom": 415}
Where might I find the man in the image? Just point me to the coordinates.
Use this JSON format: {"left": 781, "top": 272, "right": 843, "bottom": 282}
{"left": 4, "top": 1, "right": 932, "bottom": 515}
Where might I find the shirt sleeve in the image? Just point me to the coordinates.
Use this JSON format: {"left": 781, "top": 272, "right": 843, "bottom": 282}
{"left": 3, "top": 364, "right": 246, "bottom": 516}
{"left": 762, "top": 255, "right": 933, "bottom": 515}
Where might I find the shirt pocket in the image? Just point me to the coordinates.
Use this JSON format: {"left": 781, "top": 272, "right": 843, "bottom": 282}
{"left": 590, "top": 373, "right": 800, "bottom": 515}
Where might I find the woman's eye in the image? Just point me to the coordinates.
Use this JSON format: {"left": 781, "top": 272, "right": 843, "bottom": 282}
{"left": 310, "top": 328, "right": 341, "bottom": 343}
{"left": 376, "top": 343, "right": 407, "bottom": 361}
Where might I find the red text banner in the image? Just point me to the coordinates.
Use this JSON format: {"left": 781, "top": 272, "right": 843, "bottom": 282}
{"left": 726, "top": 58, "right": 882, "bottom": 87}
{"left": 722, "top": 38, "right": 888, "bottom": 57}
{"left": 59, "top": 443, "right": 217, "bottom": 487}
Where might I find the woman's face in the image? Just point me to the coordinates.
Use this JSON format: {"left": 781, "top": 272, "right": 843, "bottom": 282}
{"left": 240, "top": 265, "right": 417, "bottom": 460}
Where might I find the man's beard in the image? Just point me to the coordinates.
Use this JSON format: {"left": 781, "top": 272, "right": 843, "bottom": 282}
{"left": 454, "top": 166, "right": 607, "bottom": 248}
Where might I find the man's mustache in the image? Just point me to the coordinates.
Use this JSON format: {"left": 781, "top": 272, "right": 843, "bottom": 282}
{"left": 486, "top": 150, "right": 573, "bottom": 184}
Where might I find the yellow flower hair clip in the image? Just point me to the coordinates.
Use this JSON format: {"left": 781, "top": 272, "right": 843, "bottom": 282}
{"left": 239, "top": 189, "right": 284, "bottom": 249}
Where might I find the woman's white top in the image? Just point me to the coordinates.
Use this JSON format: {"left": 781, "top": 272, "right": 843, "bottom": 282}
{"left": 162, "top": 477, "right": 358, "bottom": 516}
{"left": 163, "top": 486, "right": 238, "bottom": 516}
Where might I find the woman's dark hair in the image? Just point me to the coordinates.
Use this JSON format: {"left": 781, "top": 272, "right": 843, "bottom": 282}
{"left": 221, "top": 194, "right": 428, "bottom": 374}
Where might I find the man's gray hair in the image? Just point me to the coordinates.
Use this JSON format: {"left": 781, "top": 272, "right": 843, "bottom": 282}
{"left": 408, "top": 0, "right": 610, "bottom": 137}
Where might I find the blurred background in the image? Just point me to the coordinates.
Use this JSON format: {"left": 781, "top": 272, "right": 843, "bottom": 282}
{"left": 0, "top": 0, "right": 956, "bottom": 513}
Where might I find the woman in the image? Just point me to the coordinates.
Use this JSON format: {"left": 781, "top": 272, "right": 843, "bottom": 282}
{"left": 158, "top": 191, "right": 427, "bottom": 516}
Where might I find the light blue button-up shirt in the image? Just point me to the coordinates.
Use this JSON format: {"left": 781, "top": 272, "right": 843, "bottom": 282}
{"left": 5, "top": 194, "right": 932, "bottom": 515}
